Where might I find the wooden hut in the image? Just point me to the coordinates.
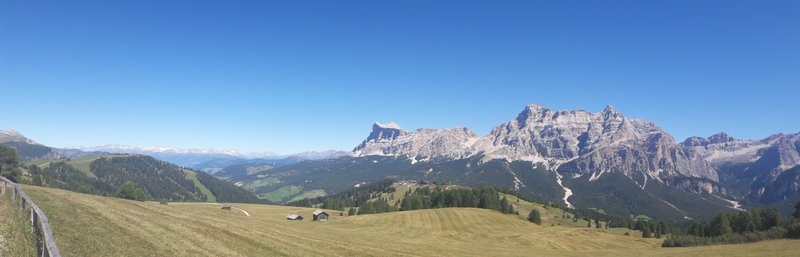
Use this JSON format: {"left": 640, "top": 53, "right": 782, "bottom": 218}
{"left": 287, "top": 213, "right": 303, "bottom": 220}
{"left": 312, "top": 210, "right": 329, "bottom": 221}
{"left": 221, "top": 205, "right": 232, "bottom": 210}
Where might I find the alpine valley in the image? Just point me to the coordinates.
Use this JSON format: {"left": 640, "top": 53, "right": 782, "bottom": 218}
{"left": 223, "top": 104, "right": 800, "bottom": 221}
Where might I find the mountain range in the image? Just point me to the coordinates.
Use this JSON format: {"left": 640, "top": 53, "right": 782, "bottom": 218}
{"left": 4, "top": 103, "right": 799, "bottom": 221}
{"left": 229, "top": 104, "right": 800, "bottom": 221}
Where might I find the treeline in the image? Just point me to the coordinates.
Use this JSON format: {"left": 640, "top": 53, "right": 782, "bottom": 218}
{"left": 399, "top": 186, "right": 516, "bottom": 215}
{"left": 289, "top": 179, "right": 518, "bottom": 216}
{"left": 90, "top": 156, "right": 205, "bottom": 201}
{"left": 29, "top": 162, "right": 111, "bottom": 195}
{"left": 196, "top": 171, "right": 266, "bottom": 204}
{"left": 662, "top": 203, "right": 800, "bottom": 247}
{"left": 634, "top": 220, "right": 670, "bottom": 238}
{"left": 287, "top": 179, "right": 397, "bottom": 210}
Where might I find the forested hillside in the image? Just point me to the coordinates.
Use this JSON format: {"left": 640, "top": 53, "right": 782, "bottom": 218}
{"left": 196, "top": 171, "right": 264, "bottom": 203}
{"left": 289, "top": 179, "right": 517, "bottom": 216}
{"left": 25, "top": 154, "right": 263, "bottom": 203}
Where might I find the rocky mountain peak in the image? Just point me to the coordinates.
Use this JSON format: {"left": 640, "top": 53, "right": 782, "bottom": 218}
{"left": 709, "top": 132, "right": 737, "bottom": 144}
{"left": 353, "top": 122, "right": 479, "bottom": 159}
{"left": 516, "top": 104, "right": 551, "bottom": 128}
{"left": 0, "top": 129, "right": 38, "bottom": 144}
{"left": 682, "top": 132, "right": 738, "bottom": 147}
{"left": 366, "top": 122, "right": 408, "bottom": 142}
{"left": 353, "top": 104, "right": 717, "bottom": 181}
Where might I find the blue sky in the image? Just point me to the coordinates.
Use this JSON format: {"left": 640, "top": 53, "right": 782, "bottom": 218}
{"left": 1, "top": 1, "right": 798, "bottom": 154}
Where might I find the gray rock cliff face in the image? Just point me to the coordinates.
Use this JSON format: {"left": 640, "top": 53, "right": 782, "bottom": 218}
{"left": 478, "top": 104, "right": 716, "bottom": 180}
{"left": 353, "top": 122, "right": 479, "bottom": 160}
{"left": 354, "top": 104, "right": 718, "bottom": 181}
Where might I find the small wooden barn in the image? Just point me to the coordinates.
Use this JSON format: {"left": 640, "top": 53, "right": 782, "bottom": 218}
{"left": 312, "top": 210, "right": 329, "bottom": 221}
{"left": 287, "top": 213, "right": 303, "bottom": 220}
{"left": 221, "top": 205, "right": 232, "bottom": 210}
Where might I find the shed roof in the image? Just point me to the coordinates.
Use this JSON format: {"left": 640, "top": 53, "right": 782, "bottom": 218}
{"left": 312, "top": 210, "right": 327, "bottom": 215}
{"left": 287, "top": 214, "right": 301, "bottom": 219}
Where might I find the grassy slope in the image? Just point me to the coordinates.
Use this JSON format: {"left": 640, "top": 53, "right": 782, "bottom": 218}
{"left": 184, "top": 170, "right": 217, "bottom": 203}
{"left": 22, "top": 185, "right": 800, "bottom": 257}
{"left": 0, "top": 189, "right": 37, "bottom": 257}
{"left": 242, "top": 177, "right": 279, "bottom": 191}
{"left": 25, "top": 154, "right": 129, "bottom": 179}
{"left": 370, "top": 183, "right": 593, "bottom": 228}
{"left": 261, "top": 185, "right": 303, "bottom": 202}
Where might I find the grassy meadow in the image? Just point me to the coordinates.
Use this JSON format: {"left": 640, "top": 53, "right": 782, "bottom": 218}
{"left": 17, "top": 185, "right": 800, "bottom": 257}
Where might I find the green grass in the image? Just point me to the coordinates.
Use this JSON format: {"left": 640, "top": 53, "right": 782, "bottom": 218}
{"left": 242, "top": 177, "right": 279, "bottom": 191}
{"left": 260, "top": 185, "right": 303, "bottom": 202}
{"left": 501, "top": 193, "right": 595, "bottom": 228}
{"left": 0, "top": 189, "right": 37, "bottom": 257}
{"left": 245, "top": 165, "right": 272, "bottom": 175}
{"left": 289, "top": 189, "right": 326, "bottom": 202}
{"left": 21, "top": 185, "right": 800, "bottom": 257}
{"left": 192, "top": 178, "right": 217, "bottom": 203}
{"left": 183, "top": 169, "right": 216, "bottom": 202}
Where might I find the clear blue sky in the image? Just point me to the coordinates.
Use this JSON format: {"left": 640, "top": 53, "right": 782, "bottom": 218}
{"left": 1, "top": 1, "right": 798, "bottom": 154}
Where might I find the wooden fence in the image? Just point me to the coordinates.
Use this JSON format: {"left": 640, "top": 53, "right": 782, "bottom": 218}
{"left": 0, "top": 176, "right": 62, "bottom": 257}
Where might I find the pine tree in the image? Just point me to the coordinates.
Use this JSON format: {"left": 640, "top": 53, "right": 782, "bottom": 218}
{"left": 32, "top": 174, "right": 43, "bottom": 186}
{"left": 793, "top": 201, "right": 800, "bottom": 219}
{"left": 0, "top": 145, "right": 21, "bottom": 181}
{"left": 348, "top": 208, "right": 356, "bottom": 216}
{"left": 711, "top": 213, "right": 733, "bottom": 236}
{"left": 642, "top": 224, "right": 651, "bottom": 238}
{"left": 500, "top": 196, "right": 511, "bottom": 214}
{"left": 116, "top": 181, "right": 146, "bottom": 201}
{"left": 528, "top": 209, "right": 542, "bottom": 225}
{"left": 595, "top": 217, "right": 601, "bottom": 229}
{"left": 587, "top": 219, "right": 592, "bottom": 228}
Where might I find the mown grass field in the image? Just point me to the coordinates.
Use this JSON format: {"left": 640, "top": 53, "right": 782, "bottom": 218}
{"left": 21, "top": 185, "right": 800, "bottom": 257}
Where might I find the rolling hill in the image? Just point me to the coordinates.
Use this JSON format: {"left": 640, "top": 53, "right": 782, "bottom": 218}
{"left": 20, "top": 185, "right": 800, "bottom": 257}
{"left": 24, "top": 154, "right": 262, "bottom": 203}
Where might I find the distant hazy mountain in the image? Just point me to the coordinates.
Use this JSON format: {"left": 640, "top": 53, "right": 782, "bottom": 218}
{"left": 67, "top": 145, "right": 280, "bottom": 167}
{"left": 69, "top": 145, "right": 349, "bottom": 168}
{"left": 0, "top": 129, "right": 101, "bottom": 160}
{"left": 0, "top": 129, "right": 37, "bottom": 144}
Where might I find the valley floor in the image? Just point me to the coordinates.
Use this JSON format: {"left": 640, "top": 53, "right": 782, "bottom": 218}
{"left": 21, "top": 185, "right": 800, "bottom": 257}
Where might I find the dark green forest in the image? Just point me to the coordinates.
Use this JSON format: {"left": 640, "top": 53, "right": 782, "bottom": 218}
{"left": 662, "top": 203, "right": 800, "bottom": 247}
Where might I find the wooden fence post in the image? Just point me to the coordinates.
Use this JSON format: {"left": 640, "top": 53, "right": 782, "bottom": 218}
{"left": 0, "top": 176, "right": 61, "bottom": 257}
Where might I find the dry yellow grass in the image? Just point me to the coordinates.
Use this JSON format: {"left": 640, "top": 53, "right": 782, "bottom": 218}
{"left": 21, "top": 185, "right": 800, "bottom": 257}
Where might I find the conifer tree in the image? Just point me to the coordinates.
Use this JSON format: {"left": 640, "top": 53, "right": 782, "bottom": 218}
{"left": 793, "top": 201, "right": 800, "bottom": 219}
{"left": 528, "top": 209, "right": 542, "bottom": 225}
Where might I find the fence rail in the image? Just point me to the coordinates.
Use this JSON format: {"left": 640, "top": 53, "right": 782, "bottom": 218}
{"left": 1, "top": 176, "right": 61, "bottom": 257}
